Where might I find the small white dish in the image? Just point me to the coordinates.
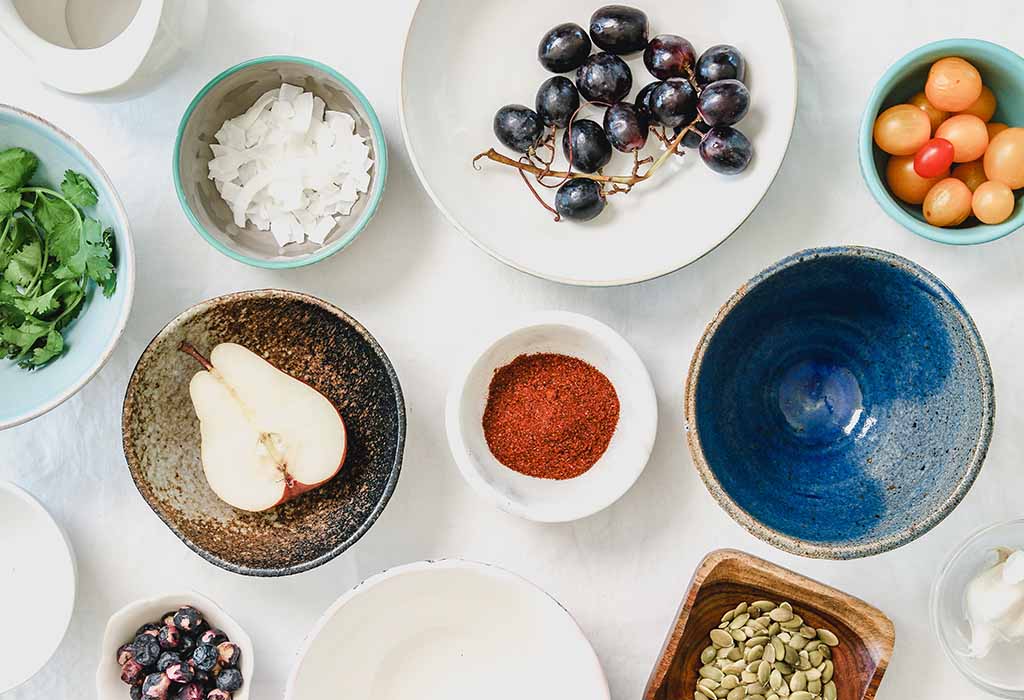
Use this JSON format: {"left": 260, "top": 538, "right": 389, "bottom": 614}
{"left": 96, "top": 592, "right": 254, "bottom": 700}
{"left": 285, "top": 559, "right": 610, "bottom": 700}
{"left": 446, "top": 311, "right": 657, "bottom": 522}
{"left": 0, "top": 481, "right": 77, "bottom": 694}
{"left": 400, "top": 0, "right": 797, "bottom": 285}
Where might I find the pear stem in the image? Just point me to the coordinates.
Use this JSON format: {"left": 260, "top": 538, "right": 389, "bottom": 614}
{"left": 178, "top": 341, "right": 214, "bottom": 371}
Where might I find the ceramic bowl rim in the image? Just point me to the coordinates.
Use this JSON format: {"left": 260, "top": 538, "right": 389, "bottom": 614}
{"left": 0, "top": 103, "right": 137, "bottom": 430}
{"left": 172, "top": 55, "right": 389, "bottom": 269}
{"left": 283, "top": 558, "right": 611, "bottom": 700}
{"left": 684, "top": 245, "right": 995, "bottom": 559}
{"left": 444, "top": 310, "right": 658, "bottom": 522}
{"left": 858, "top": 38, "right": 1024, "bottom": 246}
{"left": 397, "top": 0, "right": 799, "bottom": 287}
{"left": 120, "top": 288, "right": 406, "bottom": 576}
{"left": 0, "top": 480, "right": 77, "bottom": 694}
{"left": 95, "top": 590, "right": 254, "bottom": 700}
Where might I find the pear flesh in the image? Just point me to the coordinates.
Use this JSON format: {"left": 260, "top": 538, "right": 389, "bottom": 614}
{"left": 183, "top": 342, "right": 347, "bottom": 512}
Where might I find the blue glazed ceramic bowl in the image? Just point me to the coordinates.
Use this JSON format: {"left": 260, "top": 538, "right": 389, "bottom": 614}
{"left": 174, "top": 56, "right": 387, "bottom": 269}
{"left": 685, "top": 247, "right": 994, "bottom": 559}
{"left": 0, "top": 105, "right": 135, "bottom": 430}
{"left": 859, "top": 39, "right": 1024, "bottom": 245}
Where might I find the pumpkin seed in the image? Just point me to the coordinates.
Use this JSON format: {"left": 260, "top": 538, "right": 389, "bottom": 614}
{"left": 757, "top": 660, "right": 771, "bottom": 685}
{"left": 799, "top": 626, "right": 817, "bottom": 639}
{"left": 699, "top": 678, "right": 720, "bottom": 690}
{"left": 745, "top": 683, "right": 765, "bottom": 695}
{"left": 771, "top": 638, "right": 786, "bottom": 661}
{"left": 702, "top": 646, "right": 718, "bottom": 664}
{"left": 727, "top": 648, "right": 744, "bottom": 661}
{"left": 748, "top": 635, "right": 769, "bottom": 648}
{"left": 715, "top": 688, "right": 730, "bottom": 699}
{"left": 752, "top": 600, "right": 777, "bottom": 612}
{"left": 722, "top": 609, "right": 736, "bottom": 623}
{"left": 749, "top": 696, "right": 766, "bottom": 700}
{"left": 745, "top": 645, "right": 764, "bottom": 663}
{"left": 805, "top": 668, "right": 821, "bottom": 682}
{"left": 698, "top": 688, "right": 717, "bottom": 700}
{"left": 727, "top": 688, "right": 746, "bottom": 700}
{"left": 789, "top": 671, "right": 807, "bottom": 692}
{"left": 695, "top": 693, "right": 708, "bottom": 700}
{"left": 790, "top": 693, "right": 813, "bottom": 700}
{"left": 721, "top": 676, "right": 740, "bottom": 690}
{"left": 711, "top": 629, "right": 735, "bottom": 648}
{"left": 807, "top": 679, "right": 821, "bottom": 695}
{"left": 735, "top": 602, "right": 749, "bottom": 616}
{"left": 701, "top": 666, "right": 725, "bottom": 682}
{"left": 822, "top": 660, "right": 834, "bottom": 683}
{"left": 731, "top": 629, "right": 748, "bottom": 642}
{"left": 730, "top": 613, "right": 751, "bottom": 630}
{"left": 741, "top": 671, "right": 758, "bottom": 684}
{"left": 788, "top": 634, "right": 807, "bottom": 650}
{"left": 767, "top": 695, "right": 780, "bottom": 700}
{"left": 769, "top": 669, "right": 783, "bottom": 691}
{"left": 769, "top": 607, "right": 793, "bottom": 622}
{"left": 817, "top": 628, "right": 839, "bottom": 647}
{"left": 763, "top": 642, "right": 776, "bottom": 664}
{"left": 808, "top": 650, "right": 823, "bottom": 667}
{"left": 824, "top": 681, "right": 837, "bottom": 700}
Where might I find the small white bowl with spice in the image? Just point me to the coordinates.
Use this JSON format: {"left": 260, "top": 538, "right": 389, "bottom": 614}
{"left": 445, "top": 310, "right": 657, "bottom": 522}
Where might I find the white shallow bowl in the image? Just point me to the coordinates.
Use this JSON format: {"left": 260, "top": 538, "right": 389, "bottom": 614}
{"left": 401, "top": 0, "right": 797, "bottom": 285}
{"left": 285, "top": 559, "right": 610, "bottom": 700}
{"left": 0, "top": 481, "right": 77, "bottom": 693}
{"left": 446, "top": 311, "right": 657, "bottom": 522}
{"left": 96, "top": 592, "right": 254, "bottom": 700}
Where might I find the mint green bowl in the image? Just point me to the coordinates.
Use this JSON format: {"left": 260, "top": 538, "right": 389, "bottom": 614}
{"left": 859, "top": 39, "right": 1024, "bottom": 245}
{"left": 173, "top": 56, "right": 388, "bottom": 269}
{"left": 0, "top": 105, "right": 135, "bottom": 430}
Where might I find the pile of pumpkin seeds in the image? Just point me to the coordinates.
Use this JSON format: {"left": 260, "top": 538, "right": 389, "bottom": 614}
{"left": 694, "top": 600, "right": 839, "bottom": 700}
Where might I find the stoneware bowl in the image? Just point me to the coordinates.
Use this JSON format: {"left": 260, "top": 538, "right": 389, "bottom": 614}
{"left": 174, "top": 55, "right": 387, "bottom": 269}
{"left": 685, "top": 246, "right": 994, "bottom": 559}
{"left": 859, "top": 38, "right": 1024, "bottom": 245}
{"left": 644, "top": 549, "right": 894, "bottom": 700}
{"left": 96, "top": 591, "right": 253, "bottom": 700}
{"left": 121, "top": 289, "right": 405, "bottom": 576}
{"left": 401, "top": 0, "right": 797, "bottom": 286}
{"left": 0, "top": 104, "right": 135, "bottom": 430}
{"left": 446, "top": 311, "right": 658, "bottom": 522}
{"left": 931, "top": 519, "right": 1024, "bottom": 698}
{"left": 285, "top": 559, "right": 610, "bottom": 700}
{"left": 0, "top": 481, "right": 76, "bottom": 694}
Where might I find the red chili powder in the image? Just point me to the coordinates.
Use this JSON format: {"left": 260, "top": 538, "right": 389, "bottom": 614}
{"left": 481, "top": 353, "right": 620, "bottom": 480}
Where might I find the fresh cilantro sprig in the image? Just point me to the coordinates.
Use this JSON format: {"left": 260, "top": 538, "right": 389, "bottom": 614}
{"left": 0, "top": 147, "right": 117, "bottom": 368}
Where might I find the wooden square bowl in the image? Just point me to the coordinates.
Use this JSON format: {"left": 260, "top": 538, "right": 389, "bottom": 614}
{"left": 644, "top": 550, "right": 894, "bottom": 700}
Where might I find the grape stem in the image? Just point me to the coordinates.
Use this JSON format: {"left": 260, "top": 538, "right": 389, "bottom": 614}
{"left": 473, "top": 116, "right": 699, "bottom": 186}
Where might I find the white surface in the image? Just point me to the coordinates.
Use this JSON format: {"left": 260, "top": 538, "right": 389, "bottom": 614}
{"left": 285, "top": 560, "right": 608, "bottom": 699}
{"left": 96, "top": 592, "right": 253, "bottom": 700}
{"left": 446, "top": 311, "right": 657, "bottom": 522}
{"left": 1, "top": 1, "right": 1024, "bottom": 698}
{"left": 402, "top": 0, "right": 797, "bottom": 285}
{"left": 0, "top": 482, "right": 75, "bottom": 693}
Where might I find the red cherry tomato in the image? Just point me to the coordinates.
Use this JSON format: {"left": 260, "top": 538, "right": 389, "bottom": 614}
{"left": 914, "top": 138, "right": 955, "bottom": 178}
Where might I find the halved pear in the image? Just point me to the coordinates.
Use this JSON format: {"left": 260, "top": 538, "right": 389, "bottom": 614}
{"left": 180, "top": 342, "right": 347, "bottom": 512}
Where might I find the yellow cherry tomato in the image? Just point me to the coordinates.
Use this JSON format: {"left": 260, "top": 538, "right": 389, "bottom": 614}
{"left": 873, "top": 104, "right": 932, "bottom": 156}
{"left": 984, "top": 127, "right": 1024, "bottom": 189}
{"left": 923, "top": 178, "right": 973, "bottom": 227}
{"left": 935, "top": 114, "right": 990, "bottom": 162}
{"left": 956, "top": 85, "right": 997, "bottom": 122}
{"left": 972, "top": 181, "right": 1016, "bottom": 224}
{"left": 886, "top": 155, "right": 947, "bottom": 205}
{"left": 909, "top": 91, "right": 948, "bottom": 134}
{"left": 926, "top": 57, "right": 983, "bottom": 112}
{"left": 988, "top": 122, "right": 1009, "bottom": 140}
{"left": 952, "top": 160, "right": 987, "bottom": 192}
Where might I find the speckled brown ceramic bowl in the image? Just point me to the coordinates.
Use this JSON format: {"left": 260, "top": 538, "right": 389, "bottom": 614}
{"left": 121, "top": 289, "right": 405, "bottom": 576}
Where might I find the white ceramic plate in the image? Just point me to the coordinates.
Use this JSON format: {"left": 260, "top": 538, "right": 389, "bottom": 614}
{"left": 286, "top": 560, "right": 610, "bottom": 700}
{"left": 446, "top": 311, "right": 657, "bottom": 522}
{"left": 0, "top": 481, "right": 76, "bottom": 693}
{"left": 96, "top": 592, "right": 254, "bottom": 700}
{"left": 401, "top": 0, "right": 797, "bottom": 285}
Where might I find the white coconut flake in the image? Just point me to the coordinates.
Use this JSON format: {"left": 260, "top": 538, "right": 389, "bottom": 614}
{"left": 208, "top": 83, "right": 373, "bottom": 247}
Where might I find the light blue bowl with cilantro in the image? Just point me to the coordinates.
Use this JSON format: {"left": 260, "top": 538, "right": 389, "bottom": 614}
{"left": 0, "top": 105, "right": 135, "bottom": 430}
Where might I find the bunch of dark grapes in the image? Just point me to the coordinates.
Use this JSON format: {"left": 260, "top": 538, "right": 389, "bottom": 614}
{"left": 477, "top": 5, "right": 753, "bottom": 222}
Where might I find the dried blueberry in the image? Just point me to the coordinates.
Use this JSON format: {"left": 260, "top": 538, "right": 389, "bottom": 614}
{"left": 156, "top": 651, "right": 181, "bottom": 672}
{"left": 117, "top": 643, "right": 135, "bottom": 666}
{"left": 199, "top": 629, "right": 227, "bottom": 647}
{"left": 206, "top": 690, "right": 231, "bottom": 700}
{"left": 215, "top": 642, "right": 240, "bottom": 668}
{"left": 135, "top": 622, "right": 161, "bottom": 637}
{"left": 173, "top": 606, "right": 204, "bottom": 633}
{"left": 130, "top": 686, "right": 143, "bottom": 700}
{"left": 166, "top": 660, "right": 194, "bottom": 684}
{"left": 121, "top": 658, "right": 146, "bottom": 685}
{"left": 179, "top": 634, "right": 197, "bottom": 657}
{"left": 141, "top": 672, "right": 171, "bottom": 699}
{"left": 132, "top": 634, "right": 162, "bottom": 667}
{"left": 175, "top": 683, "right": 204, "bottom": 700}
{"left": 158, "top": 625, "right": 181, "bottom": 650}
{"left": 189, "top": 661, "right": 210, "bottom": 686}
{"left": 191, "top": 644, "right": 219, "bottom": 672}
{"left": 216, "top": 668, "right": 243, "bottom": 692}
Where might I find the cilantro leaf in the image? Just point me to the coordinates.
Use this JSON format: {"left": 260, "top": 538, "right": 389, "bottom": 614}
{"left": 1, "top": 318, "right": 49, "bottom": 356}
{"left": 54, "top": 217, "right": 113, "bottom": 286}
{"left": 34, "top": 192, "right": 80, "bottom": 263}
{"left": 11, "top": 281, "right": 64, "bottom": 315}
{"left": 60, "top": 170, "right": 98, "bottom": 208}
{"left": 3, "top": 240, "right": 41, "bottom": 287}
{"left": 0, "top": 148, "right": 38, "bottom": 191}
{"left": 0, "top": 191, "right": 21, "bottom": 217}
{"left": 29, "top": 329, "right": 64, "bottom": 366}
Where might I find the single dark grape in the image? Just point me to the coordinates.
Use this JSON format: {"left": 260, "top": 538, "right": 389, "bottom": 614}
{"left": 589, "top": 5, "right": 649, "bottom": 54}
{"left": 677, "top": 120, "right": 711, "bottom": 148}
{"left": 493, "top": 104, "right": 544, "bottom": 153}
{"left": 535, "top": 76, "right": 580, "bottom": 128}
{"left": 555, "top": 179, "right": 606, "bottom": 221}
{"left": 634, "top": 81, "right": 661, "bottom": 124}
{"left": 699, "top": 126, "right": 753, "bottom": 175}
{"left": 604, "top": 102, "right": 649, "bottom": 152}
{"left": 576, "top": 52, "right": 632, "bottom": 104}
{"left": 537, "top": 23, "right": 592, "bottom": 73}
{"left": 697, "top": 79, "right": 750, "bottom": 126}
{"left": 562, "top": 119, "right": 612, "bottom": 173}
{"left": 696, "top": 44, "right": 746, "bottom": 86}
{"left": 643, "top": 34, "right": 696, "bottom": 80}
{"left": 649, "top": 78, "right": 697, "bottom": 128}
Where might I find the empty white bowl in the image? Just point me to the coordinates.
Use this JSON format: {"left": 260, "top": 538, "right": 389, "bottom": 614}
{"left": 0, "top": 481, "right": 76, "bottom": 693}
{"left": 446, "top": 311, "right": 658, "bottom": 522}
{"left": 96, "top": 592, "right": 253, "bottom": 700}
{"left": 285, "top": 559, "right": 609, "bottom": 700}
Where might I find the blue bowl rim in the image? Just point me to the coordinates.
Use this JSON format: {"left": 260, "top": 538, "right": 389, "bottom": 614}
{"left": 172, "top": 55, "right": 389, "bottom": 270}
{"left": 858, "top": 38, "right": 1024, "bottom": 246}
{"left": 684, "top": 245, "right": 995, "bottom": 559}
{"left": 0, "top": 103, "right": 137, "bottom": 430}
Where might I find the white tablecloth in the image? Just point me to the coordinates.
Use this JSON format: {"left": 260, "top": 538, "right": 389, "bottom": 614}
{"left": 2, "top": 1, "right": 1023, "bottom": 698}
